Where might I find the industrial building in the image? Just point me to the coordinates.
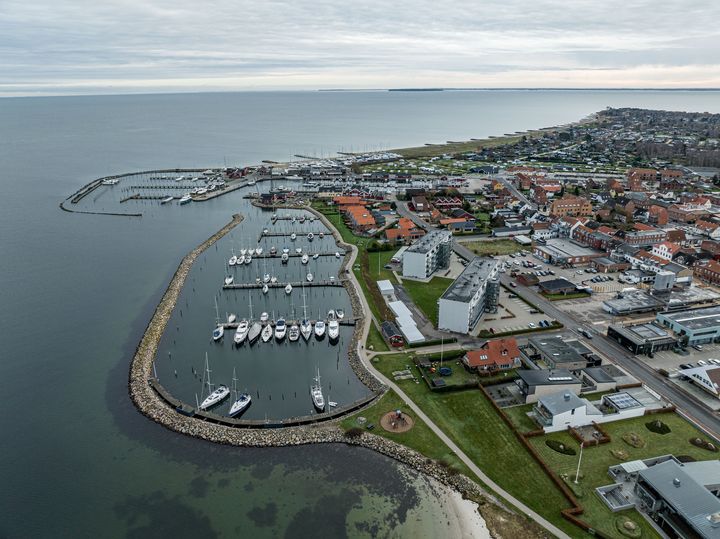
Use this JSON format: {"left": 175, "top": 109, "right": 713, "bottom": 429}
{"left": 402, "top": 230, "right": 452, "bottom": 279}
{"left": 437, "top": 257, "right": 499, "bottom": 333}
{"left": 533, "top": 238, "right": 602, "bottom": 266}
{"left": 607, "top": 323, "right": 678, "bottom": 355}
{"left": 656, "top": 305, "right": 720, "bottom": 346}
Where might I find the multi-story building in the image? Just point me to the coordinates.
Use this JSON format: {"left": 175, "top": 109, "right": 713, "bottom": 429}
{"left": 402, "top": 230, "right": 452, "bottom": 279}
{"left": 695, "top": 260, "right": 720, "bottom": 286}
{"left": 549, "top": 195, "right": 594, "bottom": 218}
{"left": 657, "top": 305, "right": 720, "bottom": 345}
{"left": 437, "top": 257, "right": 499, "bottom": 333}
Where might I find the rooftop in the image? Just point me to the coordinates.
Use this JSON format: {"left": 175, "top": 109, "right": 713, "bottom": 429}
{"left": 538, "top": 391, "right": 589, "bottom": 416}
{"left": 537, "top": 238, "right": 601, "bottom": 259}
{"left": 528, "top": 335, "right": 587, "bottom": 365}
{"left": 517, "top": 368, "right": 581, "bottom": 387}
{"left": 440, "top": 257, "right": 498, "bottom": 303}
{"left": 406, "top": 229, "right": 451, "bottom": 254}
{"left": 660, "top": 305, "right": 720, "bottom": 330}
{"left": 609, "top": 322, "right": 675, "bottom": 345}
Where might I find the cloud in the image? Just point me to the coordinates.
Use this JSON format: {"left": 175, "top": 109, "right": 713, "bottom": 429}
{"left": 1, "top": 0, "right": 720, "bottom": 96}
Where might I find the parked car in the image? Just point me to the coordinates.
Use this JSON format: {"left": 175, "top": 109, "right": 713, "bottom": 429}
{"left": 698, "top": 360, "right": 708, "bottom": 366}
{"left": 528, "top": 323, "right": 536, "bottom": 329}
{"left": 680, "top": 363, "right": 694, "bottom": 370}
{"left": 693, "top": 344, "right": 704, "bottom": 351}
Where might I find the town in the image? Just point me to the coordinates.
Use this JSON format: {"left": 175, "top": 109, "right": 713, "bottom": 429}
{"left": 246, "top": 107, "right": 720, "bottom": 539}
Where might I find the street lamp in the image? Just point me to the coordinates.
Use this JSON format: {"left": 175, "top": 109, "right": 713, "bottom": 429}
{"left": 574, "top": 442, "right": 584, "bottom": 484}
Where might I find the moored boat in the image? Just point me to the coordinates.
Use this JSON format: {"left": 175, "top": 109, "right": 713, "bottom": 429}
{"left": 310, "top": 369, "right": 325, "bottom": 411}
{"left": 314, "top": 320, "right": 326, "bottom": 339}
{"left": 224, "top": 275, "right": 234, "bottom": 285}
{"left": 234, "top": 319, "right": 249, "bottom": 345}
{"left": 306, "top": 273, "right": 313, "bottom": 282}
{"left": 261, "top": 323, "right": 273, "bottom": 342}
{"left": 285, "top": 284, "right": 293, "bottom": 294}
{"left": 328, "top": 320, "right": 340, "bottom": 342}
{"left": 248, "top": 322, "right": 262, "bottom": 344}
{"left": 288, "top": 324, "right": 300, "bottom": 342}
{"left": 274, "top": 318, "right": 287, "bottom": 341}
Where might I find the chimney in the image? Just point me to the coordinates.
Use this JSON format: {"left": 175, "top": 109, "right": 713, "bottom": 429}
{"left": 564, "top": 392, "right": 571, "bottom": 401}
{"left": 673, "top": 478, "right": 681, "bottom": 488}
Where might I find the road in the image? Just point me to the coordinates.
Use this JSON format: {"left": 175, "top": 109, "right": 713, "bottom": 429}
{"left": 316, "top": 205, "right": 571, "bottom": 538}
{"left": 504, "top": 276, "right": 720, "bottom": 439}
{"left": 495, "top": 173, "right": 536, "bottom": 209}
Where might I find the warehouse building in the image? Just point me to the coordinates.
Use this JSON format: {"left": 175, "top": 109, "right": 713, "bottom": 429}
{"left": 607, "top": 323, "right": 677, "bottom": 355}
{"left": 533, "top": 238, "right": 603, "bottom": 266}
{"left": 656, "top": 305, "right": 720, "bottom": 346}
{"left": 402, "top": 230, "right": 452, "bottom": 279}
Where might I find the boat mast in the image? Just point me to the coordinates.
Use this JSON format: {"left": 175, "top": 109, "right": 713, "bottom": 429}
{"left": 205, "top": 352, "right": 213, "bottom": 393}
{"left": 249, "top": 292, "right": 254, "bottom": 321}
{"left": 214, "top": 296, "right": 220, "bottom": 325}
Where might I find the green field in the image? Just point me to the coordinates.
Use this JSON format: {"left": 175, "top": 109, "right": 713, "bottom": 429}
{"left": 368, "top": 353, "right": 578, "bottom": 536}
{"left": 401, "top": 276, "right": 454, "bottom": 326}
{"left": 542, "top": 292, "right": 591, "bottom": 301}
{"left": 530, "top": 414, "right": 717, "bottom": 538}
{"left": 366, "top": 322, "right": 390, "bottom": 352}
{"left": 502, "top": 403, "right": 539, "bottom": 433}
{"left": 463, "top": 239, "right": 523, "bottom": 256}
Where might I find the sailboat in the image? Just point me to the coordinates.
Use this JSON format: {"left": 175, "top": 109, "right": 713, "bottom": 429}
{"left": 260, "top": 312, "right": 269, "bottom": 323}
{"left": 240, "top": 248, "right": 247, "bottom": 256}
{"left": 290, "top": 233, "right": 297, "bottom": 241}
{"left": 335, "top": 252, "right": 341, "bottom": 259}
{"left": 228, "top": 252, "right": 238, "bottom": 266}
{"left": 199, "top": 354, "right": 229, "bottom": 410}
{"left": 312, "top": 253, "right": 319, "bottom": 260}
{"left": 285, "top": 284, "right": 293, "bottom": 294}
{"left": 307, "top": 232, "right": 314, "bottom": 241}
{"left": 247, "top": 248, "right": 255, "bottom": 257}
{"left": 270, "top": 275, "right": 278, "bottom": 283}
{"left": 270, "top": 246, "right": 277, "bottom": 256}
{"left": 228, "top": 369, "right": 252, "bottom": 417}
{"left": 261, "top": 323, "right": 273, "bottom": 342}
{"left": 224, "top": 275, "right": 234, "bottom": 285}
{"left": 310, "top": 368, "right": 325, "bottom": 411}
{"left": 244, "top": 255, "right": 252, "bottom": 265}
{"left": 247, "top": 293, "right": 262, "bottom": 345}
{"left": 255, "top": 247, "right": 263, "bottom": 256}
{"left": 301, "top": 254, "right": 309, "bottom": 265}
{"left": 227, "top": 313, "right": 237, "bottom": 324}
{"left": 306, "top": 273, "right": 313, "bottom": 282}
{"left": 262, "top": 284, "right": 269, "bottom": 294}
{"left": 281, "top": 253, "right": 289, "bottom": 264}
{"left": 295, "top": 247, "right": 302, "bottom": 254}
{"left": 319, "top": 232, "right": 324, "bottom": 239}
{"left": 234, "top": 319, "right": 249, "bottom": 345}
{"left": 212, "top": 298, "right": 224, "bottom": 341}
{"left": 300, "top": 284, "right": 312, "bottom": 341}
{"left": 274, "top": 317, "right": 287, "bottom": 341}
{"left": 335, "top": 309, "right": 345, "bottom": 320}
{"left": 237, "top": 254, "right": 245, "bottom": 265}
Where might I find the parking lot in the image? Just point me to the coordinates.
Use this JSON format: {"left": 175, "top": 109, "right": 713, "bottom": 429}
{"left": 475, "top": 285, "right": 554, "bottom": 335}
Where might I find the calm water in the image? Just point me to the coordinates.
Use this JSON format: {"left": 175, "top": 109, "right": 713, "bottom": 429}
{"left": 2, "top": 90, "right": 720, "bottom": 538}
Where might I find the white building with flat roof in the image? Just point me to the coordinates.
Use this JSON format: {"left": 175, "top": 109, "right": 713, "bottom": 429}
{"left": 402, "top": 230, "right": 452, "bottom": 279}
{"left": 438, "top": 257, "right": 499, "bottom": 333}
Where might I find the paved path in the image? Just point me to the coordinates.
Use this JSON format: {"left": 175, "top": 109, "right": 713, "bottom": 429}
{"left": 339, "top": 227, "right": 570, "bottom": 538}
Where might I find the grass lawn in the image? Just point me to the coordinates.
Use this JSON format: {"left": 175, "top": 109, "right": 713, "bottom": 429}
{"left": 402, "top": 276, "right": 454, "bottom": 326}
{"left": 530, "top": 413, "right": 717, "bottom": 539}
{"left": 366, "top": 322, "right": 390, "bottom": 352}
{"left": 502, "top": 403, "right": 539, "bottom": 433}
{"left": 542, "top": 292, "right": 591, "bottom": 301}
{"left": 464, "top": 239, "right": 523, "bottom": 256}
{"left": 416, "top": 357, "right": 479, "bottom": 388}
{"left": 370, "top": 353, "right": 578, "bottom": 536}
{"left": 340, "top": 389, "right": 474, "bottom": 479}
{"left": 366, "top": 250, "right": 398, "bottom": 284}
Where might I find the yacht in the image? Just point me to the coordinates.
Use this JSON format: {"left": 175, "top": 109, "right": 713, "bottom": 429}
{"left": 314, "top": 320, "right": 326, "bottom": 339}
{"left": 244, "top": 255, "right": 252, "bottom": 265}
{"left": 295, "top": 247, "right": 302, "bottom": 254}
{"left": 306, "top": 273, "right": 313, "bottom": 282}
{"left": 335, "top": 309, "right": 345, "bottom": 320}
{"left": 196, "top": 188, "right": 207, "bottom": 195}
{"left": 262, "top": 284, "right": 269, "bottom": 294}
{"left": 310, "top": 370, "right": 325, "bottom": 412}
{"left": 179, "top": 194, "right": 192, "bottom": 205}
{"left": 270, "top": 246, "right": 277, "bottom": 256}
{"left": 300, "top": 319, "right": 312, "bottom": 341}
{"left": 335, "top": 252, "right": 341, "bottom": 258}
{"left": 161, "top": 196, "right": 174, "bottom": 204}
{"left": 237, "top": 255, "right": 245, "bottom": 265}
{"left": 285, "top": 284, "right": 293, "bottom": 294}
{"left": 282, "top": 247, "right": 290, "bottom": 254}
{"left": 328, "top": 320, "right": 340, "bottom": 342}
{"left": 290, "top": 233, "right": 297, "bottom": 241}
{"left": 307, "top": 233, "right": 314, "bottom": 241}
{"left": 319, "top": 232, "right": 324, "bottom": 239}
{"left": 260, "top": 312, "right": 269, "bottom": 323}
{"left": 301, "top": 254, "right": 309, "bottom": 265}
{"left": 228, "top": 255, "right": 238, "bottom": 266}
{"left": 234, "top": 320, "right": 249, "bottom": 345}
{"left": 274, "top": 318, "right": 287, "bottom": 341}
{"left": 263, "top": 273, "right": 271, "bottom": 283}
{"left": 228, "top": 368, "right": 252, "bottom": 417}
{"left": 248, "top": 321, "right": 262, "bottom": 344}
{"left": 270, "top": 276, "right": 278, "bottom": 283}
{"left": 312, "top": 253, "right": 319, "bottom": 260}
{"left": 281, "top": 253, "right": 289, "bottom": 264}
{"left": 224, "top": 275, "right": 234, "bottom": 285}
{"left": 227, "top": 313, "right": 237, "bottom": 324}
{"left": 288, "top": 324, "right": 300, "bottom": 342}
{"left": 199, "top": 355, "right": 229, "bottom": 410}
{"left": 255, "top": 247, "right": 263, "bottom": 256}
{"left": 261, "top": 323, "right": 273, "bottom": 342}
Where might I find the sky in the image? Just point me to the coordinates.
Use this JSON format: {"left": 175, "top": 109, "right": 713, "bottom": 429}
{"left": 2, "top": 0, "right": 720, "bottom": 96}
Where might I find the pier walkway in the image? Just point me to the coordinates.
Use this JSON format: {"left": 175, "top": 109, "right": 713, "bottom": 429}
{"left": 223, "top": 280, "right": 343, "bottom": 290}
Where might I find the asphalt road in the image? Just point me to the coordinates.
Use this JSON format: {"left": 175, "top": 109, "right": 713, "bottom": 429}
{"left": 505, "top": 276, "right": 720, "bottom": 439}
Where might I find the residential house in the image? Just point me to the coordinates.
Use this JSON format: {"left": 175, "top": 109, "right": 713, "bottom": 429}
{"left": 463, "top": 338, "right": 521, "bottom": 375}
{"left": 694, "top": 259, "right": 720, "bottom": 286}
{"left": 651, "top": 241, "right": 682, "bottom": 261}
{"left": 550, "top": 195, "right": 594, "bottom": 218}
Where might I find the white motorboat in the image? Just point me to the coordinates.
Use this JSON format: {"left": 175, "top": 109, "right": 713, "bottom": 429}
{"left": 299, "top": 216, "right": 306, "bottom": 224}
{"left": 227, "top": 313, "right": 237, "bottom": 324}
{"left": 260, "top": 312, "right": 269, "bottom": 323}
{"left": 196, "top": 188, "right": 207, "bottom": 195}
{"left": 263, "top": 273, "right": 271, "bottom": 283}
{"left": 307, "top": 233, "right": 314, "bottom": 241}
{"left": 270, "top": 276, "right": 278, "bottom": 283}
{"left": 244, "top": 255, "right": 252, "bottom": 265}
{"left": 306, "top": 273, "right": 313, "bottom": 282}
{"left": 224, "top": 275, "right": 234, "bottom": 285}
{"left": 237, "top": 255, "right": 245, "bottom": 265}
{"left": 319, "top": 232, "right": 324, "bottom": 239}
{"left": 288, "top": 324, "right": 300, "bottom": 342}
{"left": 270, "top": 246, "right": 277, "bottom": 256}
{"left": 262, "top": 284, "right": 269, "bottom": 294}
{"left": 281, "top": 253, "right": 289, "bottom": 264}
{"left": 199, "top": 354, "right": 229, "bottom": 410}
{"left": 295, "top": 247, "right": 302, "bottom": 254}
{"left": 330, "top": 276, "right": 335, "bottom": 282}
{"left": 285, "top": 284, "right": 293, "bottom": 294}
{"left": 234, "top": 319, "right": 249, "bottom": 345}
{"left": 314, "top": 320, "right": 326, "bottom": 339}
{"left": 179, "top": 194, "right": 192, "bottom": 205}
{"left": 248, "top": 322, "right": 262, "bottom": 344}
{"left": 335, "top": 309, "right": 345, "bottom": 320}
{"left": 228, "top": 255, "right": 238, "bottom": 266}
{"left": 335, "top": 252, "right": 341, "bottom": 259}
{"left": 161, "top": 196, "right": 174, "bottom": 204}
{"left": 247, "top": 248, "right": 255, "bottom": 256}
{"left": 328, "top": 320, "right": 340, "bottom": 342}
{"left": 263, "top": 228, "right": 269, "bottom": 235}
{"left": 310, "top": 369, "right": 325, "bottom": 412}
{"left": 282, "top": 247, "right": 290, "bottom": 254}
{"left": 261, "top": 323, "right": 273, "bottom": 342}
{"left": 327, "top": 309, "right": 337, "bottom": 321}
{"left": 274, "top": 318, "right": 287, "bottom": 341}
{"left": 290, "top": 233, "right": 297, "bottom": 241}
{"left": 301, "top": 254, "right": 309, "bottom": 265}
{"left": 300, "top": 319, "right": 312, "bottom": 341}
{"left": 312, "top": 253, "right": 319, "bottom": 260}
{"left": 240, "top": 248, "right": 247, "bottom": 256}
{"left": 255, "top": 247, "right": 263, "bottom": 256}
{"left": 102, "top": 178, "right": 120, "bottom": 186}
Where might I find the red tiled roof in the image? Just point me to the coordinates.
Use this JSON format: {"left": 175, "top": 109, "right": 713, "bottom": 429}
{"left": 465, "top": 338, "right": 520, "bottom": 369}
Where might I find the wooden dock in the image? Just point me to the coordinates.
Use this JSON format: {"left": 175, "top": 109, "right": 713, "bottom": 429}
{"left": 221, "top": 318, "right": 356, "bottom": 329}
{"left": 249, "top": 252, "right": 339, "bottom": 259}
{"left": 223, "top": 280, "right": 344, "bottom": 290}
{"left": 261, "top": 231, "right": 326, "bottom": 238}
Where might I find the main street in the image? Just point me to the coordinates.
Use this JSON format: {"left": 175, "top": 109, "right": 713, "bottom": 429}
{"left": 504, "top": 276, "right": 720, "bottom": 439}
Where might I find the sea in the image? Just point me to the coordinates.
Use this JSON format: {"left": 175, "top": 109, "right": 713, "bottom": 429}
{"left": 2, "top": 90, "right": 720, "bottom": 538}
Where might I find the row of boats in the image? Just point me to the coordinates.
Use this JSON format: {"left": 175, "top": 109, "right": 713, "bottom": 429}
{"left": 229, "top": 246, "right": 340, "bottom": 265}
{"left": 213, "top": 309, "right": 344, "bottom": 344}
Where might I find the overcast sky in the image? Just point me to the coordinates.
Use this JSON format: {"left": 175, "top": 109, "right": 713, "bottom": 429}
{"left": 2, "top": 0, "right": 720, "bottom": 96}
